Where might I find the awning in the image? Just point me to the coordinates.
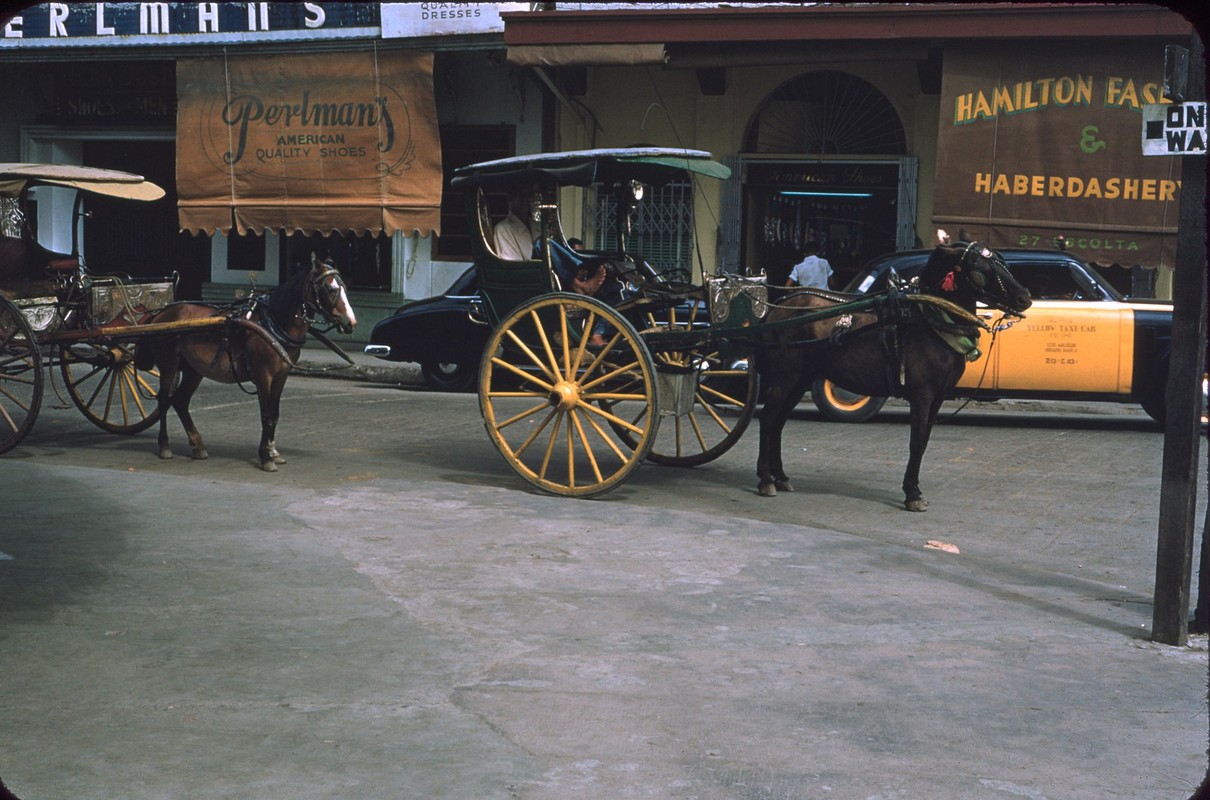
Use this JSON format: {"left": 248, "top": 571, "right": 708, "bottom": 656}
{"left": 507, "top": 43, "right": 667, "bottom": 67}
{"left": 176, "top": 49, "right": 441, "bottom": 237}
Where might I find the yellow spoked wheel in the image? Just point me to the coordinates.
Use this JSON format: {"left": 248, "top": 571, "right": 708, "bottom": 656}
{"left": 479, "top": 294, "right": 659, "bottom": 497}
{"left": 603, "top": 302, "right": 758, "bottom": 467}
{"left": 0, "top": 297, "right": 43, "bottom": 455}
{"left": 811, "top": 378, "right": 887, "bottom": 423}
{"left": 59, "top": 341, "right": 164, "bottom": 434}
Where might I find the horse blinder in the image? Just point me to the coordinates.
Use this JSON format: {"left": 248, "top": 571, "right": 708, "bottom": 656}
{"left": 307, "top": 265, "right": 355, "bottom": 334}
{"left": 957, "top": 244, "right": 1031, "bottom": 314}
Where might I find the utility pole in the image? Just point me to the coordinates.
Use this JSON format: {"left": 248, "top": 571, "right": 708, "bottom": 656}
{"left": 1152, "top": 36, "right": 1207, "bottom": 646}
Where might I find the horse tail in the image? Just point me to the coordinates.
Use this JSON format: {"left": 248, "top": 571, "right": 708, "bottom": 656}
{"left": 0, "top": 774, "right": 25, "bottom": 800}
{"left": 134, "top": 338, "right": 156, "bottom": 371}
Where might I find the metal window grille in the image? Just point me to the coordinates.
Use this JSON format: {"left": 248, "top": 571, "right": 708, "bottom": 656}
{"left": 587, "top": 181, "right": 695, "bottom": 277}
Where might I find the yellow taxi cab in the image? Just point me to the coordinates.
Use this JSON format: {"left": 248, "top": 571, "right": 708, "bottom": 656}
{"left": 813, "top": 248, "right": 1177, "bottom": 423}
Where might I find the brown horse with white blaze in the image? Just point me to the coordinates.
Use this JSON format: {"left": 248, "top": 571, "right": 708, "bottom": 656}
{"left": 141, "top": 254, "right": 356, "bottom": 471}
{"left": 755, "top": 233, "right": 1032, "bottom": 511}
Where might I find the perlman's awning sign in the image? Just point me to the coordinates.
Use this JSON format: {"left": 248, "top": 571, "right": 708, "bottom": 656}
{"left": 934, "top": 45, "right": 1180, "bottom": 269}
{"left": 176, "top": 50, "right": 441, "bottom": 236}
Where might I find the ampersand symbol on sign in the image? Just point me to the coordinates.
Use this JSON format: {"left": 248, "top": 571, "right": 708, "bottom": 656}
{"left": 1080, "top": 125, "right": 1107, "bottom": 154}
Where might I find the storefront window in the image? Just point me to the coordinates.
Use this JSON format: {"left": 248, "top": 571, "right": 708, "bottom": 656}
{"left": 589, "top": 182, "right": 695, "bottom": 278}
{"left": 226, "top": 233, "right": 266, "bottom": 274}
{"left": 436, "top": 125, "right": 515, "bottom": 259}
{"left": 282, "top": 231, "right": 391, "bottom": 290}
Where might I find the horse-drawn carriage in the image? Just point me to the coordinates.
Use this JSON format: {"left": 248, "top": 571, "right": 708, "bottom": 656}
{"left": 1, "top": 151, "right": 1030, "bottom": 510}
{"left": 0, "top": 163, "right": 203, "bottom": 455}
{"left": 449, "top": 148, "right": 1032, "bottom": 506}
{"left": 0, "top": 163, "right": 356, "bottom": 465}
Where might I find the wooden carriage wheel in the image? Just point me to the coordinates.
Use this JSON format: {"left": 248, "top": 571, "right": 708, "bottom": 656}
{"left": 601, "top": 303, "right": 758, "bottom": 467}
{"left": 0, "top": 297, "right": 43, "bottom": 455}
{"left": 59, "top": 341, "right": 164, "bottom": 434}
{"left": 479, "top": 294, "right": 659, "bottom": 497}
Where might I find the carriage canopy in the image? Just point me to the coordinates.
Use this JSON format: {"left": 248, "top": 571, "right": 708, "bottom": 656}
{"left": 0, "top": 163, "right": 165, "bottom": 202}
{"left": 450, "top": 147, "right": 730, "bottom": 191}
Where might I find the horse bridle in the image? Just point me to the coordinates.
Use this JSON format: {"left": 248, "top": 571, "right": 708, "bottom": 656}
{"left": 955, "top": 241, "right": 1020, "bottom": 313}
{"left": 303, "top": 263, "right": 351, "bottom": 331}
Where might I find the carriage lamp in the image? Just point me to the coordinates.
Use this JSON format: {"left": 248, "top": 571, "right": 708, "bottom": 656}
{"left": 630, "top": 180, "right": 644, "bottom": 200}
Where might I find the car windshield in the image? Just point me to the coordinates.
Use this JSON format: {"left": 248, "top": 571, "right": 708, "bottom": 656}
{"left": 444, "top": 267, "right": 479, "bottom": 296}
{"left": 843, "top": 257, "right": 927, "bottom": 294}
{"left": 843, "top": 250, "right": 1124, "bottom": 302}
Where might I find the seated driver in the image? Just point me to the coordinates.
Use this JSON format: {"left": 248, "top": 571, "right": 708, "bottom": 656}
{"left": 492, "top": 192, "right": 539, "bottom": 261}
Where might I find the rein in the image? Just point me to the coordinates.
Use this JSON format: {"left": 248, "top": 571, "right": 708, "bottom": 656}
{"left": 217, "top": 265, "right": 356, "bottom": 386}
{"left": 260, "top": 265, "right": 352, "bottom": 360}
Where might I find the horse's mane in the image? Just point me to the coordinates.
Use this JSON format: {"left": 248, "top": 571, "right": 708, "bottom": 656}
{"left": 916, "top": 244, "right": 958, "bottom": 293}
{"left": 266, "top": 266, "right": 312, "bottom": 325}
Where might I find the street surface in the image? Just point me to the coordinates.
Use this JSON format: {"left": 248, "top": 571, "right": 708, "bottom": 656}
{"left": 1, "top": 373, "right": 1206, "bottom": 799}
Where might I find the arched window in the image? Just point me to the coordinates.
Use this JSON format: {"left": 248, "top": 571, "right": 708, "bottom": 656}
{"left": 743, "top": 71, "right": 906, "bottom": 155}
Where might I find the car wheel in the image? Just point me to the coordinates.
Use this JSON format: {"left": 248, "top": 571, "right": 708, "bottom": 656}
{"left": 811, "top": 378, "right": 887, "bottom": 423}
{"left": 421, "top": 360, "right": 478, "bottom": 392}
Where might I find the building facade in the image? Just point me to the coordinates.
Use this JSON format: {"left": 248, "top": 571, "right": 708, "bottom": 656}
{"left": 0, "top": 3, "right": 1196, "bottom": 342}
{"left": 0, "top": 2, "right": 547, "bottom": 334}
{"left": 503, "top": 3, "right": 1196, "bottom": 295}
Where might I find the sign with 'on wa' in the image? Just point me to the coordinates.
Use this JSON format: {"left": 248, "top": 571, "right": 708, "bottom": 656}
{"left": 1142, "top": 102, "right": 1207, "bottom": 156}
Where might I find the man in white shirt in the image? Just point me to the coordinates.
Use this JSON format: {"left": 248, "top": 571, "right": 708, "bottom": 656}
{"left": 786, "top": 242, "right": 833, "bottom": 289}
{"left": 492, "top": 193, "right": 538, "bottom": 260}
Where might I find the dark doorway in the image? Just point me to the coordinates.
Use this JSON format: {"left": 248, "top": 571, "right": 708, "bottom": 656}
{"left": 741, "top": 71, "right": 909, "bottom": 285}
{"left": 82, "top": 140, "right": 211, "bottom": 299}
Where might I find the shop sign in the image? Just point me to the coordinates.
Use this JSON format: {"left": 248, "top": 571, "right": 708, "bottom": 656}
{"left": 176, "top": 50, "right": 442, "bottom": 236}
{"left": 381, "top": 3, "right": 529, "bottom": 38}
{"left": 1142, "top": 102, "right": 1207, "bottom": 156}
{"left": 2, "top": 3, "right": 379, "bottom": 48}
{"left": 934, "top": 44, "right": 1181, "bottom": 269}
{"left": 746, "top": 162, "right": 900, "bottom": 190}
{"left": 50, "top": 62, "right": 175, "bottom": 125}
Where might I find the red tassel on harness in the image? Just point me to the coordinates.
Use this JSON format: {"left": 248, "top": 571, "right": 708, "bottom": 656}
{"left": 941, "top": 271, "right": 956, "bottom": 292}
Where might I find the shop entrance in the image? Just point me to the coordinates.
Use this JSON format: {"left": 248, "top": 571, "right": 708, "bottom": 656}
{"left": 743, "top": 161, "right": 908, "bottom": 287}
{"left": 82, "top": 139, "right": 211, "bottom": 299}
{"left": 739, "top": 70, "right": 913, "bottom": 287}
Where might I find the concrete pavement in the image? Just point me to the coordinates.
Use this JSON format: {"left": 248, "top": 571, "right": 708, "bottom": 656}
{"left": 0, "top": 342, "right": 1206, "bottom": 800}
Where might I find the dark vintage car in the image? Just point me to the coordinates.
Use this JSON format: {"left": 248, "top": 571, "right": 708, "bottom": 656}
{"left": 370, "top": 246, "right": 1181, "bottom": 423}
{"left": 811, "top": 248, "right": 1177, "bottom": 423}
{"left": 366, "top": 262, "right": 713, "bottom": 391}
{"left": 364, "top": 266, "right": 487, "bottom": 391}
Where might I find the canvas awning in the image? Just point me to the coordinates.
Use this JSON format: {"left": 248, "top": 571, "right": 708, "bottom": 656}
{"left": 507, "top": 43, "right": 667, "bottom": 67}
{"left": 176, "top": 49, "right": 441, "bottom": 237}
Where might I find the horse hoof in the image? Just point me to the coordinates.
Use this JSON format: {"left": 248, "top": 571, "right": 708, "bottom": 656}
{"left": 904, "top": 499, "right": 928, "bottom": 512}
{"left": 261, "top": 460, "right": 279, "bottom": 473}
{"left": 193, "top": 449, "right": 209, "bottom": 460}
{"left": 758, "top": 483, "right": 778, "bottom": 497}
{"left": 272, "top": 454, "right": 287, "bottom": 465}
{"left": 775, "top": 479, "right": 794, "bottom": 493}
{"left": 157, "top": 447, "right": 173, "bottom": 460}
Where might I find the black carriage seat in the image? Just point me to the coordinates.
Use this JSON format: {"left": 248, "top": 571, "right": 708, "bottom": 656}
{"left": 538, "top": 237, "right": 634, "bottom": 311}
{"left": 475, "top": 247, "right": 556, "bottom": 328}
{"left": 539, "top": 238, "right": 611, "bottom": 291}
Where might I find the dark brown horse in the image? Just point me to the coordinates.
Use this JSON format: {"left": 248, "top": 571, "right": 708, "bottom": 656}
{"left": 756, "top": 234, "right": 1032, "bottom": 511}
{"left": 141, "top": 254, "right": 356, "bottom": 471}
